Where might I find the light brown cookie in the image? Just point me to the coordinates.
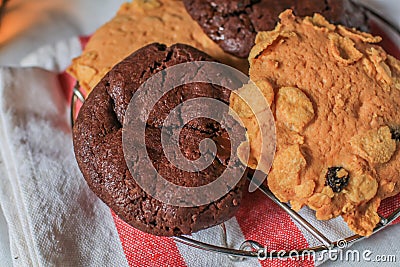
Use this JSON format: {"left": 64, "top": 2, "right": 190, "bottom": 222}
{"left": 67, "top": 0, "right": 248, "bottom": 93}
{"left": 231, "top": 10, "right": 400, "bottom": 236}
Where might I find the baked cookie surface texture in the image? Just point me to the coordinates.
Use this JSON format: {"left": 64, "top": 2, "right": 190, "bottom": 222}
{"left": 73, "top": 43, "right": 247, "bottom": 236}
{"left": 231, "top": 10, "right": 400, "bottom": 236}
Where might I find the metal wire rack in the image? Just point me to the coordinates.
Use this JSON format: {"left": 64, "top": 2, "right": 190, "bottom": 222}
{"left": 70, "top": 3, "right": 400, "bottom": 261}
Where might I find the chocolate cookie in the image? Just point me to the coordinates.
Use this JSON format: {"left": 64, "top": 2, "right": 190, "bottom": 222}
{"left": 183, "top": 0, "right": 369, "bottom": 58}
{"left": 230, "top": 11, "right": 400, "bottom": 236}
{"left": 73, "top": 43, "right": 248, "bottom": 236}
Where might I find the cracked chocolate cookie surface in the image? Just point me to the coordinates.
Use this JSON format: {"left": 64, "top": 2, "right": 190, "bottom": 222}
{"left": 183, "top": 0, "right": 369, "bottom": 58}
{"left": 73, "top": 43, "right": 247, "bottom": 236}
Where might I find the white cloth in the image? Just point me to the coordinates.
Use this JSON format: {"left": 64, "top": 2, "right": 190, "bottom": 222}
{"left": 20, "top": 38, "right": 83, "bottom": 73}
{"left": 0, "top": 67, "right": 128, "bottom": 266}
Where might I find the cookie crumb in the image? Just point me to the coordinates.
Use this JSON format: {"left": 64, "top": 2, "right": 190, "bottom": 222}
{"left": 304, "top": 13, "right": 336, "bottom": 31}
{"left": 294, "top": 180, "right": 316, "bottom": 199}
{"left": 338, "top": 25, "right": 382, "bottom": 43}
{"left": 308, "top": 186, "right": 334, "bottom": 212}
{"left": 250, "top": 30, "right": 282, "bottom": 62}
{"left": 329, "top": 33, "right": 363, "bottom": 65}
{"left": 350, "top": 126, "right": 397, "bottom": 164}
{"left": 367, "top": 47, "right": 393, "bottom": 88}
{"left": 276, "top": 87, "right": 315, "bottom": 132}
{"left": 268, "top": 145, "right": 307, "bottom": 202}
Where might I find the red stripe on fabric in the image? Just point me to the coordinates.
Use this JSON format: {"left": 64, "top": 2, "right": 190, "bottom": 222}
{"left": 370, "top": 21, "right": 400, "bottom": 59}
{"left": 79, "top": 36, "right": 91, "bottom": 50}
{"left": 58, "top": 71, "right": 86, "bottom": 124}
{"left": 112, "top": 211, "right": 187, "bottom": 267}
{"left": 378, "top": 194, "right": 400, "bottom": 224}
{"left": 58, "top": 72, "right": 75, "bottom": 103}
{"left": 57, "top": 34, "right": 87, "bottom": 104}
{"left": 236, "top": 186, "right": 314, "bottom": 267}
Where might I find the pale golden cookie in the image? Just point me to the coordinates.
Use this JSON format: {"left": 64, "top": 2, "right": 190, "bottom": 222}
{"left": 67, "top": 0, "right": 247, "bottom": 93}
{"left": 231, "top": 10, "right": 400, "bottom": 236}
